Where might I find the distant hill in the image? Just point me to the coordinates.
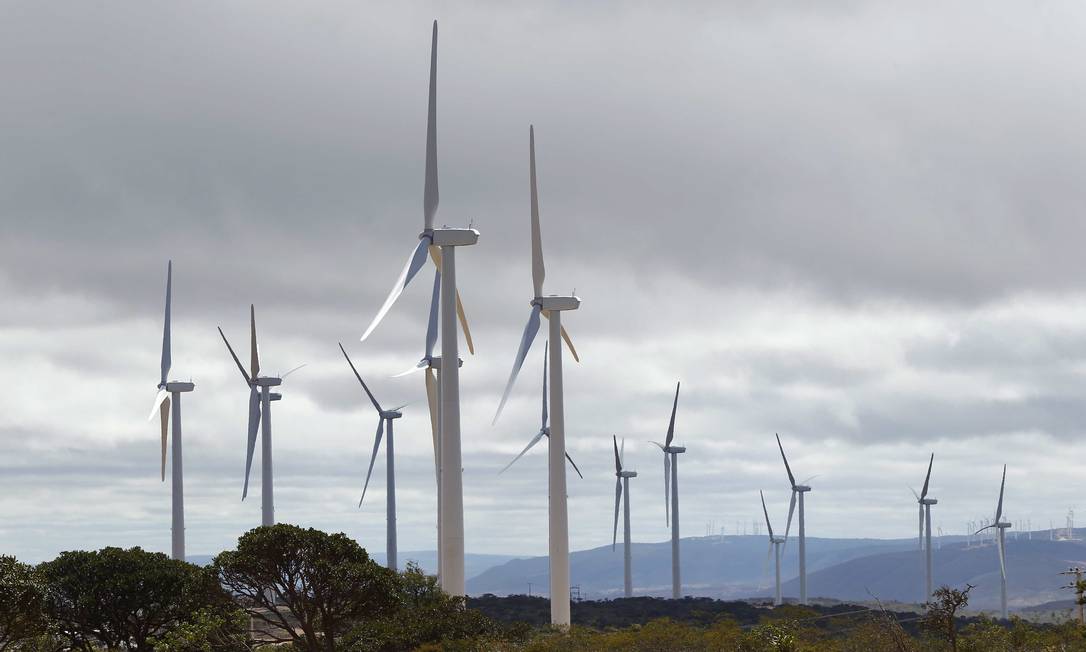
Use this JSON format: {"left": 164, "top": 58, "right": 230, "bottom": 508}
{"left": 783, "top": 536, "right": 1086, "bottom": 611}
{"left": 184, "top": 551, "right": 516, "bottom": 580}
{"left": 467, "top": 534, "right": 917, "bottom": 599}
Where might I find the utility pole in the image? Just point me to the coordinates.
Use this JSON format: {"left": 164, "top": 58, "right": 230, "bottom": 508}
{"left": 1061, "top": 567, "right": 1086, "bottom": 626}
{"left": 527, "top": 582, "right": 533, "bottom": 597}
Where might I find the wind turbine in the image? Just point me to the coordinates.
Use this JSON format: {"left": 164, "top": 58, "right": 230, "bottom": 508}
{"left": 498, "top": 343, "right": 583, "bottom": 480}
{"left": 492, "top": 126, "right": 582, "bottom": 626}
{"left": 760, "top": 490, "right": 785, "bottom": 606}
{"left": 976, "top": 465, "right": 1010, "bottom": 619}
{"left": 777, "top": 434, "right": 812, "bottom": 605}
{"left": 910, "top": 453, "right": 937, "bottom": 600}
{"left": 218, "top": 306, "right": 302, "bottom": 526}
{"left": 340, "top": 343, "right": 408, "bottom": 571}
{"left": 612, "top": 436, "right": 637, "bottom": 598}
{"left": 357, "top": 21, "right": 477, "bottom": 596}
{"left": 649, "top": 382, "right": 684, "bottom": 599}
{"left": 146, "top": 261, "right": 193, "bottom": 561}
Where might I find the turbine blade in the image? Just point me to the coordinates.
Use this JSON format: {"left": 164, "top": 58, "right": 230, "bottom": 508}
{"left": 492, "top": 304, "right": 542, "bottom": 425}
{"left": 249, "top": 304, "right": 259, "bottom": 380}
{"left": 920, "top": 452, "right": 934, "bottom": 499}
{"left": 425, "top": 267, "right": 440, "bottom": 359}
{"left": 360, "top": 239, "right": 430, "bottom": 343}
{"left": 919, "top": 503, "right": 925, "bottom": 551}
{"left": 784, "top": 490, "right": 797, "bottom": 545}
{"left": 909, "top": 485, "right": 919, "bottom": 501}
{"left": 664, "top": 381, "right": 680, "bottom": 447}
{"left": 455, "top": 290, "right": 475, "bottom": 355}
{"left": 281, "top": 363, "right": 306, "bottom": 380}
{"left": 613, "top": 435, "right": 622, "bottom": 473}
{"left": 339, "top": 343, "right": 383, "bottom": 413}
{"left": 218, "top": 328, "right": 251, "bottom": 385}
{"left": 996, "top": 464, "right": 1006, "bottom": 523}
{"left": 998, "top": 530, "right": 1006, "bottom": 579}
{"left": 565, "top": 452, "right": 584, "bottom": 479}
{"left": 776, "top": 433, "right": 796, "bottom": 488}
{"left": 242, "top": 388, "right": 261, "bottom": 500}
{"left": 160, "top": 261, "right": 171, "bottom": 386}
{"left": 159, "top": 396, "right": 170, "bottom": 481}
{"left": 148, "top": 388, "right": 169, "bottom": 421}
{"left": 392, "top": 362, "right": 428, "bottom": 378}
{"left": 360, "top": 418, "right": 385, "bottom": 507}
{"left": 529, "top": 125, "right": 545, "bottom": 298}
{"left": 498, "top": 430, "right": 546, "bottom": 475}
{"left": 760, "top": 490, "right": 774, "bottom": 540}
{"left": 423, "top": 20, "right": 438, "bottom": 231}
{"left": 542, "top": 310, "right": 580, "bottom": 362}
{"left": 612, "top": 477, "right": 622, "bottom": 551}
{"left": 541, "top": 341, "right": 549, "bottom": 428}
{"left": 620, "top": 438, "right": 625, "bottom": 466}
{"left": 424, "top": 368, "right": 439, "bottom": 473}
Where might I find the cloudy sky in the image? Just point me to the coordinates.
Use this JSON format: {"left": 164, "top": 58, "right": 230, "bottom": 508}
{"left": 3, "top": 1, "right": 1086, "bottom": 563}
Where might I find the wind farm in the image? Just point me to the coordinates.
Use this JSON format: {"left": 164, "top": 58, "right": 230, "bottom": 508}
{"left": 8, "top": 4, "right": 1086, "bottom": 649}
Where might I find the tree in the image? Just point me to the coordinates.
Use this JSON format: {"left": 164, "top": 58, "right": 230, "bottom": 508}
{"left": 148, "top": 608, "right": 249, "bottom": 652}
{"left": 344, "top": 562, "right": 495, "bottom": 651}
{"left": 0, "top": 556, "right": 47, "bottom": 652}
{"left": 38, "top": 547, "right": 234, "bottom": 652}
{"left": 213, "top": 524, "right": 399, "bottom": 651}
{"left": 923, "top": 584, "right": 973, "bottom": 652}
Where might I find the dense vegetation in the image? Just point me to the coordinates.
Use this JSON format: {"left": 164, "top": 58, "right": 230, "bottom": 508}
{"left": 5, "top": 525, "right": 1086, "bottom": 651}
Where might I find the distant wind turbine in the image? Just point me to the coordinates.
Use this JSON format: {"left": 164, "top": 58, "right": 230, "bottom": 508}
{"left": 910, "top": 453, "right": 937, "bottom": 601}
{"left": 612, "top": 436, "right": 637, "bottom": 598}
{"left": 760, "top": 490, "right": 785, "bottom": 606}
{"left": 218, "top": 306, "right": 302, "bottom": 526}
{"left": 146, "top": 261, "right": 193, "bottom": 561}
{"left": 777, "top": 434, "right": 813, "bottom": 605}
{"left": 492, "top": 126, "right": 582, "bottom": 626}
{"left": 358, "top": 21, "right": 476, "bottom": 596}
{"left": 976, "top": 465, "right": 1010, "bottom": 619}
{"left": 650, "top": 382, "right": 684, "bottom": 599}
{"left": 339, "top": 343, "right": 408, "bottom": 571}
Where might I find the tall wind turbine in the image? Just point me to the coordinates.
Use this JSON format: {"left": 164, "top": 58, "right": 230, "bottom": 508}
{"left": 649, "top": 382, "right": 684, "bottom": 599}
{"left": 493, "top": 126, "right": 582, "bottom": 626}
{"left": 777, "top": 434, "right": 812, "bottom": 605}
{"left": 976, "top": 465, "right": 1010, "bottom": 619}
{"left": 760, "top": 490, "right": 785, "bottom": 606}
{"left": 910, "top": 453, "right": 937, "bottom": 600}
{"left": 498, "top": 343, "right": 583, "bottom": 480}
{"left": 219, "top": 306, "right": 302, "bottom": 526}
{"left": 146, "top": 261, "right": 193, "bottom": 561}
{"left": 612, "top": 436, "right": 637, "bottom": 598}
{"left": 340, "top": 343, "right": 407, "bottom": 571}
{"left": 358, "top": 21, "right": 477, "bottom": 595}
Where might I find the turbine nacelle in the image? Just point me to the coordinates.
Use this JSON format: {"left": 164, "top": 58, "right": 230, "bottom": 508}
{"left": 664, "top": 445, "right": 686, "bottom": 454}
{"left": 428, "top": 227, "right": 479, "bottom": 247}
{"left": 164, "top": 381, "right": 195, "bottom": 393}
{"left": 270, "top": 392, "right": 282, "bottom": 401}
{"left": 425, "top": 356, "right": 463, "bottom": 370}
{"left": 921, "top": 497, "right": 938, "bottom": 506}
{"left": 381, "top": 410, "right": 404, "bottom": 420}
{"left": 254, "top": 377, "right": 282, "bottom": 387}
{"left": 617, "top": 470, "right": 638, "bottom": 479}
{"left": 535, "top": 295, "right": 581, "bottom": 312}
{"left": 793, "top": 485, "right": 811, "bottom": 492}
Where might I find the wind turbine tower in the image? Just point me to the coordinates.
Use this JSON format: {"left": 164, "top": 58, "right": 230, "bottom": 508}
{"left": 147, "top": 261, "right": 194, "bottom": 561}
{"left": 760, "top": 490, "right": 785, "bottom": 606}
{"left": 612, "top": 436, "right": 637, "bottom": 598}
{"left": 650, "top": 382, "right": 684, "bottom": 599}
{"left": 358, "top": 21, "right": 477, "bottom": 595}
{"left": 912, "top": 453, "right": 937, "bottom": 600}
{"left": 777, "top": 434, "right": 813, "bottom": 605}
{"left": 493, "top": 126, "right": 582, "bottom": 626}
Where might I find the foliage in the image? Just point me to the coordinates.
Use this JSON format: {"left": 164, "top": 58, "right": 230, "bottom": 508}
{"left": 343, "top": 562, "right": 497, "bottom": 651}
{"left": 148, "top": 608, "right": 250, "bottom": 652}
{"left": 212, "top": 524, "right": 399, "bottom": 652}
{"left": 0, "top": 556, "right": 47, "bottom": 652}
{"left": 37, "top": 547, "right": 234, "bottom": 652}
{"left": 923, "top": 584, "right": 973, "bottom": 652}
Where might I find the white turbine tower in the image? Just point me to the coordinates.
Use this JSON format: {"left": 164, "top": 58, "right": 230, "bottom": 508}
{"left": 612, "top": 436, "right": 637, "bottom": 598}
{"left": 218, "top": 306, "right": 302, "bottom": 526}
{"left": 340, "top": 343, "right": 408, "bottom": 571}
{"left": 777, "top": 434, "right": 813, "bottom": 605}
{"left": 760, "top": 490, "right": 785, "bottom": 606}
{"left": 910, "top": 453, "right": 936, "bottom": 601}
{"left": 976, "top": 465, "right": 1011, "bottom": 619}
{"left": 146, "top": 261, "right": 193, "bottom": 561}
{"left": 493, "top": 126, "right": 581, "bottom": 627}
{"left": 650, "top": 382, "right": 684, "bottom": 599}
{"left": 358, "top": 21, "right": 476, "bottom": 595}
{"left": 498, "top": 343, "right": 584, "bottom": 481}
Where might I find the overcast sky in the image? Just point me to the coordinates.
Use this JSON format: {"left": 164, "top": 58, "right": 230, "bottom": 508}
{"left": 3, "top": 1, "right": 1086, "bottom": 562}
